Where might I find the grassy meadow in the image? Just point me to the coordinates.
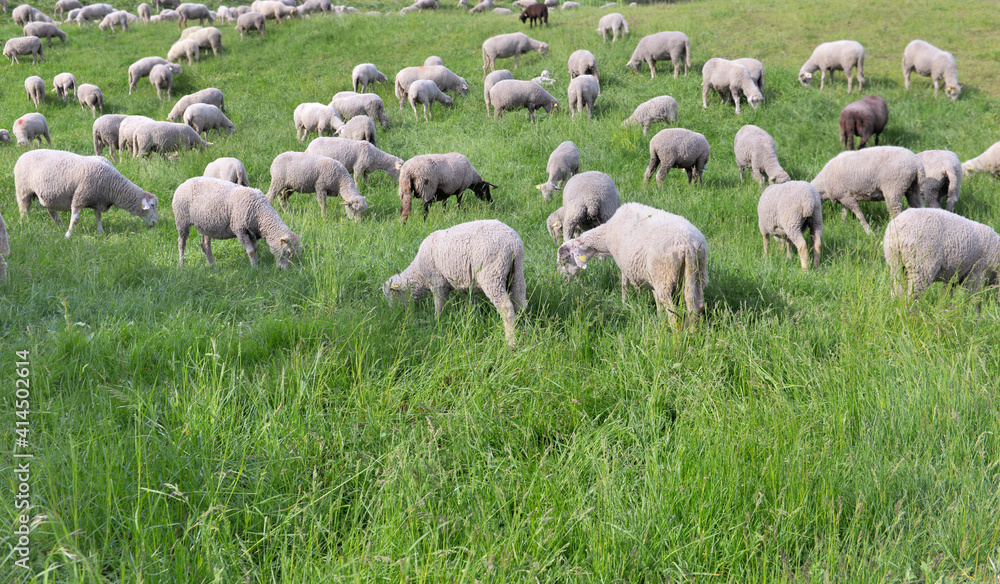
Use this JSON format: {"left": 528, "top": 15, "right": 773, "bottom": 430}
{"left": 2, "top": 0, "right": 1000, "bottom": 581}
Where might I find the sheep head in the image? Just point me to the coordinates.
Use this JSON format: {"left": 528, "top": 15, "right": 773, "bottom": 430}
{"left": 557, "top": 239, "right": 597, "bottom": 277}
{"left": 140, "top": 194, "right": 159, "bottom": 226}
{"left": 270, "top": 232, "right": 301, "bottom": 269}
{"left": 946, "top": 85, "right": 962, "bottom": 101}
{"left": 797, "top": 71, "right": 812, "bottom": 87}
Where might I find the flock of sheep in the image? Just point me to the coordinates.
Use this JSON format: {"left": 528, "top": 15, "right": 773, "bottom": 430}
{"left": 2, "top": 0, "right": 1000, "bottom": 346}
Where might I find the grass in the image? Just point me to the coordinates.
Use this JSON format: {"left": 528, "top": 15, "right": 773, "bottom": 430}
{"left": 1, "top": 0, "right": 1000, "bottom": 582}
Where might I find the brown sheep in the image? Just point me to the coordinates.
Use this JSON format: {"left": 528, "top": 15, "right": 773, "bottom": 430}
{"left": 519, "top": 2, "right": 547, "bottom": 27}
{"left": 839, "top": 95, "right": 887, "bottom": 150}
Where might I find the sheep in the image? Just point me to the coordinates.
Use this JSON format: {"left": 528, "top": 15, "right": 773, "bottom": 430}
{"left": 548, "top": 171, "right": 621, "bottom": 242}
{"left": 567, "top": 49, "right": 598, "bottom": 80}
{"left": 883, "top": 208, "right": 999, "bottom": 300}
{"left": 597, "top": 12, "right": 628, "bottom": 42}
{"left": 334, "top": 115, "right": 377, "bottom": 146}
{"left": 293, "top": 102, "right": 344, "bottom": 141}
{"left": 557, "top": 202, "right": 708, "bottom": 325}
{"left": 917, "top": 150, "right": 962, "bottom": 212}
{"left": 93, "top": 114, "right": 128, "bottom": 159}
{"left": 305, "top": 137, "right": 403, "bottom": 184}
{"left": 74, "top": 4, "right": 114, "bottom": 24}
{"left": 173, "top": 177, "right": 301, "bottom": 268}
{"left": 398, "top": 5, "right": 419, "bottom": 14}
{"left": 488, "top": 79, "right": 559, "bottom": 121}
{"left": 627, "top": 31, "right": 690, "bottom": 79}
{"left": 24, "top": 75, "right": 44, "bottom": 108}
{"left": 132, "top": 121, "right": 211, "bottom": 157}
{"left": 902, "top": 40, "right": 961, "bottom": 100}
{"left": 483, "top": 69, "right": 514, "bottom": 118}
{"left": 839, "top": 95, "right": 888, "bottom": 150}
{"left": 511, "top": 0, "right": 534, "bottom": 7}
{"left": 138, "top": 2, "right": 151, "bottom": 22}
{"left": 252, "top": 0, "right": 296, "bottom": 22}
{"left": 168, "top": 88, "right": 226, "bottom": 121}
{"left": 98, "top": 10, "right": 131, "bottom": 31}
{"left": 493, "top": 7, "right": 513, "bottom": 15}
{"left": 158, "top": 0, "right": 181, "bottom": 9}
{"left": 757, "top": 181, "right": 823, "bottom": 270}
{"left": 0, "top": 131, "right": 9, "bottom": 143}
{"left": 235, "top": 11, "right": 265, "bottom": 37}
{"left": 544, "top": 0, "right": 557, "bottom": 6}
{"left": 531, "top": 69, "right": 556, "bottom": 85}
{"left": 52, "top": 72, "right": 77, "bottom": 103}
{"left": 482, "top": 32, "right": 549, "bottom": 73}
{"left": 66, "top": 8, "right": 82, "bottom": 20}
{"left": 810, "top": 146, "right": 925, "bottom": 234}
{"left": 15, "top": 149, "right": 159, "bottom": 237}
{"left": 408, "top": 79, "right": 453, "bottom": 122}
{"left": 23, "top": 22, "right": 66, "bottom": 45}
{"left": 567, "top": 74, "right": 600, "bottom": 119}
{"left": 412, "top": 0, "right": 439, "bottom": 8}
{"left": 329, "top": 92, "right": 391, "bottom": 127}
{"left": 77, "top": 84, "right": 104, "bottom": 117}
{"left": 962, "top": 142, "right": 1000, "bottom": 177}
{"left": 54, "top": 0, "right": 83, "bottom": 18}
{"left": 229, "top": 5, "right": 252, "bottom": 16}
{"left": 177, "top": 2, "right": 213, "bottom": 28}
{"left": 265, "top": 152, "right": 368, "bottom": 220}
{"left": 0, "top": 210, "right": 7, "bottom": 283}
{"left": 4, "top": 36, "right": 45, "bottom": 64}
{"left": 701, "top": 58, "right": 763, "bottom": 114}
{"left": 185, "top": 26, "right": 224, "bottom": 55}
{"left": 397, "top": 153, "right": 496, "bottom": 222}
{"left": 128, "top": 57, "right": 181, "bottom": 94}
{"left": 298, "top": 0, "right": 332, "bottom": 14}
{"left": 149, "top": 64, "right": 175, "bottom": 100}
{"left": 168, "top": 38, "right": 200, "bottom": 64}
{"left": 536, "top": 140, "right": 580, "bottom": 200}
{"left": 733, "top": 57, "right": 764, "bottom": 91}
{"left": 468, "top": 0, "right": 493, "bottom": 13}
{"left": 561, "top": 1, "right": 579, "bottom": 8}
{"left": 644, "top": 128, "right": 710, "bottom": 185}
{"left": 424, "top": 56, "right": 444, "bottom": 67}
{"left": 734, "top": 125, "right": 790, "bottom": 187}
{"left": 204, "top": 157, "right": 250, "bottom": 186}
{"left": 180, "top": 24, "right": 205, "bottom": 37}
{"left": 798, "top": 40, "right": 865, "bottom": 93}
{"left": 117, "top": 115, "right": 155, "bottom": 156}
{"left": 183, "top": 103, "right": 236, "bottom": 137}
{"left": 152, "top": 8, "right": 181, "bottom": 22}
{"left": 519, "top": 2, "right": 547, "bottom": 27}
{"left": 622, "top": 96, "right": 678, "bottom": 135}
{"left": 13, "top": 5, "right": 55, "bottom": 25}
{"left": 394, "top": 66, "right": 469, "bottom": 109}
{"left": 352, "top": 63, "right": 387, "bottom": 93}
{"left": 215, "top": 4, "right": 234, "bottom": 21}
{"left": 12, "top": 113, "right": 50, "bottom": 146}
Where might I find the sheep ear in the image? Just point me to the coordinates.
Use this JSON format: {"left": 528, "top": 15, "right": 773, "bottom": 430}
{"left": 535, "top": 184, "right": 542, "bottom": 190}
{"left": 577, "top": 255, "right": 588, "bottom": 269}
{"left": 390, "top": 283, "right": 401, "bottom": 291}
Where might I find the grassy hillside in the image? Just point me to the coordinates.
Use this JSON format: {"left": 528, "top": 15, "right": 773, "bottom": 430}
{"left": 1, "top": 0, "right": 999, "bottom": 582}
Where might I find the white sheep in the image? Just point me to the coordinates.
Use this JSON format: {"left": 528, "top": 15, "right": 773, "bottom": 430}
{"left": 25, "top": 75, "right": 45, "bottom": 108}
{"left": 530, "top": 69, "right": 556, "bottom": 86}
{"left": 204, "top": 157, "right": 250, "bottom": 186}
{"left": 627, "top": 31, "right": 689, "bottom": 79}
{"left": 329, "top": 92, "right": 391, "bottom": 127}
{"left": 4, "top": 36, "right": 45, "bottom": 64}
{"left": 74, "top": 4, "right": 114, "bottom": 24}
{"left": 77, "top": 84, "right": 104, "bottom": 117}
{"left": 915, "top": 150, "right": 961, "bottom": 211}
{"left": 305, "top": 137, "right": 403, "bottom": 184}
{"left": 567, "top": 74, "right": 600, "bottom": 119}
{"left": 177, "top": 2, "right": 213, "bottom": 28}
{"left": 12, "top": 113, "right": 50, "bottom": 146}
{"left": 173, "top": 177, "right": 301, "bottom": 268}
{"left": 902, "top": 40, "right": 961, "bottom": 100}
{"left": 52, "top": 72, "right": 76, "bottom": 103}
{"left": 132, "top": 121, "right": 211, "bottom": 157}
{"left": 167, "top": 88, "right": 226, "bottom": 121}
{"left": 733, "top": 57, "right": 764, "bottom": 91}
{"left": 734, "top": 124, "right": 790, "bottom": 187}
{"left": 138, "top": 2, "right": 151, "bottom": 22}
{"left": 0, "top": 130, "right": 9, "bottom": 143}
{"left": 293, "top": 102, "right": 344, "bottom": 141}
{"left": 185, "top": 26, "right": 223, "bottom": 55}
{"left": 596, "top": 12, "right": 628, "bottom": 42}
{"left": 397, "top": 153, "right": 496, "bottom": 222}
{"left": 0, "top": 210, "right": 7, "bottom": 283}
{"left": 561, "top": 1, "right": 579, "bottom": 9}
{"left": 235, "top": 11, "right": 265, "bottom": 37}
{"left": 408, "top": 79, "right": 453, "bottom": 122}
{"left": 482, "top": 32, "right": 549, "bottom": 73}
{"left": 93, "top": 114, "right": 128, "bottom": 159}
{"left": 701, "top": 58, "right": 762, "bottom": 114}
{"left": 798, "top": 40, "right": 865, "bottom": 93}
{"left": 128, "top": 57, "right": 181, "bottom": 94}
{"left": 468, "top": 0, "right": 493, "bottom": 13}
{"left": 811, "top": 146, "right": 925, "bottom": 234}
{"left": 117, "top": 115, "right": 155, "bottom": 156}
{"left": 962, "top": 142, "right": 1000, "bottom": 177}
{"left": 424, "top": 55, "right": 444, "bottom": 66}
{"left": 15, "top": 149, "right": 158, "bottom": 237}
{"left": 98, "top": 10, "right": 131, "bottom": 31}
{"left": 567, "top": 49, "right": 598, "bottom": 80}
{"left": 149, "top": 64, "right": 175, "bottom": 100}
{"left": 13, "top": 4, "right": 55, "bottom": 25}
{"left": 394, "top": 65, "right": 469, "bottom": 108}
{"left": 352, "top": 63, "right": 387, "bottom": 93}
{"left": 557, "top": 202, "right": 708, "bottom": 325}
{"left": 493, "top": 7, "right": 513, "bottom": 14}
{"left": 536, "top": 140, "right": 580, "bottom": 200}
{"left": 488, "top": 79, "right": 559, "bottom": 121}
{"left": 54, "top": 0, "right": 83, "bottom": 18}
{"left": 383, "top": 220, "right": 526, "bottom": 347}
{"left": 334, "top": 115, "right": 376, "bottom": 146}
{"left": 266, "top": 152, "right": 368, "bottom": 220}
{"left": 622, "top": 95, "right": 678, "bottom": 134}
{"left": 757, "top": 181, "right": 822, "bottom": 270}
{"left": 548, "top": 171, "right": 620, "bottom": 242}
{"left": 23, "top": 22, "right": 67, "bottom": 45}
{"left": 251, "top": 0, "right": 295, "bottom": 22}
{"left": 184, "top": 103, "right": 235, "bottom": 136}
{"left": 644, "top": 128, "right": 710, "bottom": 185}
{"left": 483, "top": 69, "right": 514, "bottom": 118}
{"left": 168, "top": 38, "right": 200, "bottom": 64}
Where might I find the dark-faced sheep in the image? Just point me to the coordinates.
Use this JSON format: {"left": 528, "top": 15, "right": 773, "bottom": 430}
{"left": 519, "top": 2, "right": 546, "bottom": 27}
{"left": 839, "top": 95, "right": 888, "bottom": 150}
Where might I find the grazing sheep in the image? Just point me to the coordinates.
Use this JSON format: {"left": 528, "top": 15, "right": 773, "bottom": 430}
{"left": 12, "top": 113, "right": 50, "bottom": 146}
{"left": 536, "top": 140, "right": 580, "bottom": 200}
{"left": 622, "top": 95, "right": 678, "bottom": 134}
{"left": 13, "top": 5, "right": 55, "bottom": 25}
{"left": 567, "top": 74, "right": 600, "bottom": 119}
{"left": 235, "top": 11, "right": 265, "bottom": 37}
{"left": 152, "top": 8, "right": 181, "bottom": 22}
{"left": 168, "top": 88, "right": 226, "bottom": 121}
{"left": 883, "top": 208, "right": 999, "bottom": 299}
{"left": 24, "top": 75, "right": 45, "bottom": 108}
{"left": 352, "top": 63, "right": 387, "bottom": 93}
{"left": 66, "top": 8, "right": 82, "bottom": 20}
{"left": 482, "top": 32, "right": 549, "bottom": 73}
{"left": 512, "top": 0, "right": 533, "bottom": 7}
{"left": 468, "top": 0, "right": 493, "bottom": 13}
{"left": 230, "top": 5, "right": 251, "bottom": 16}
{"left": 733, "top": 57, "right": 764, "bottom": 91}
{"left": 489, "top": 79, "right": 559, "bottom": 121}
{"left": 799, "top": 40, "right": 865, "bottom": 93}
{"left": 811, "top": 146, "right": 925, "bottom": 234}
{"left": 128, "top": 57, "right": 181, "bottom": 94}
{"left": 561, "top": 1, "right": 579, "bottom": 8}
{"left": 548, "top": 171, "right": 620, "bottom": 242}
{"left": 394, "top": 66, "right": 469, "bottom": 108}
{"left": 519, "top": 2, "right": 547, "bottom": 27}
{"left": 334, "top": 115, "right": 376, "bottom": 146}
{"left": 98, "top": 10, "right": 131, "bottom": 31}
{"left": 645, "top": 128, "right": 710, "bottom": 185}
{"left": 567, "top": 49, "right": 598, "bottom": 81}
{"left": 597, "top": 12, "right": 628, "bottom": 42}
{"left": 330, "top": 92, "right": 391, "bottom": 127}
{"left": 183, "top": 103, "right": 235, "bottom": 136}
{"left": 52, "top": 72, "right": 76, "bottom": 103}
{"left": 173, "top": 177, "right": 300, "bottom": 268}
{"left": 4, "top": 36, "right": 45, "bottom": 64}
{"left": 215, "top": 4, "right": 234, "bottom": 21}
{"left": 185, "top": 26, "right": 224, "bottom": 55}
{"left": 757, "top": 181, "right": 823, "bottom": 270}
{"left": 493, "top": 7, "right": 513, "bottom": 15}
{"left": 0, "top": 211, "right": 7, "bottom": 283}
{"left": 734, "top": 125, "right": 790, "bottom": 187}
{"left": 23, "top": 22, "right": 67, "bottom": 45}
{"left": 918, "top": 150, "right": 962, "bottom": 211}
{"left": 117, "top": 115, "right": 155, "bottom": 156}
{"left": 408, "top": 79, "right": 453, "bottom": 121}
{"left": 74, "top": 4, "right": 114, "bottom": 24}
{"left": 701, "top": 58, "right": 763, "bottom": 114}
{"left": 177, "top": 2, "right": 213, "bottom": 28}
{"left": 266, "top": 152, "right": 368, "bottom": 219}
{"left": 544, "top": 0, "right": 557, "bottom": 6}
{"left": 54, "top": 0, "right": 83, "bottom": 17}
{"left": 132, "top": 121, "right": 211, "bottom": 157}
{"left": 383, "top": 219, "right": 526, "bottom": 346}
{"left": 138, "top": 2, "right": 151, "bottom": 22}
{"left": 839, "top": 95, "right": 888, "bottom": 150}
{"left": 962, "top": 142, "right": 1000, "bottom": 177}
{"left": 252, "top": 0, "right": 296, "bottom": 22}
{"left": 531, "top": 69, "right": 556, "bottom": 85}
{"left": 149, "top": 64, "right": 175, "bottom": 100}
{"left": 293, "top": 102, "right": 344, "bottom": 141}
{"left": 483, "top": 69, "right": 514, "bottom": 118}
{"left": 204, "top": 157, "right": 249, "bottom": 186}
{"left": 397, "top": 153, "right": 496, "bottom": 222}
{"left": 627, "top": 31, "right": 690, "bottom": 79}
{"left": 77, "top": 84, "right": 104, "bottom": 117}
{"left": 15, "top": 149, "right": 158, "bottom": 237}
{"left": 305, "top": 137, "right": 403, "bottom": 184}
{"left": 93, "top": 114, "right": 128, "bottom": 159}
{"left": 168, "top": 38, "right": 200, "bottom": 64}
{"left": 424, "top": 56, "right": 444, "bottom": 67}
{"left": 557, "top": 202, "right": 708, "bottom": 325}
{"left": 902, "top": 40, "right": 961, "bottom": 100}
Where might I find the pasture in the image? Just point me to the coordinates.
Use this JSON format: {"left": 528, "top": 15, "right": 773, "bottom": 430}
{"left": 1, "top": 0, "right": 999, "bottom": 581}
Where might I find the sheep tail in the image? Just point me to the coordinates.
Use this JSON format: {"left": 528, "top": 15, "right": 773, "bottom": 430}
{"left": 684, "top": 242, "right": 707, "bottom": 319}
{"left": 508, "top": 247, "right": 526, "bottom": 311}
{"left": 684, "top": 38, "right": 690, "bottom": 69}
{"left": 0, "top": 213, "right": 8, "bottom": 256}
{"left": 398, "top": 167, "right": 414, "bottom": 221}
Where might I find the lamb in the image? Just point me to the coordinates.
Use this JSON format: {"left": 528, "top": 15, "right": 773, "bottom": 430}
{"left": 917, "top": 150, "right": 962, "bottom": 211}
{"left": 596, "top": 12, "right": 628, "bottom": 42}
{"left": 22, "top": 22, "right": 66, "bottom": 45}
{"left": 168, "top": 38, "right": 200, "bottom": 64}
{"left": 810, "top": 146, "right": 925, "bottom": 234}
{"left": 408, "top": 79, "right": 453, "bottom": 122}
{"left": 77, "top": 84, "right": 104, "bottom": 117}
{"left": 305, "top": 137, "right": 403, "bottom": 184}
{"left": 397, "top": 153, "right": 496, "bottom": 222}
{"left": 424, "top": 56, "right": 444, "bottom": 66}
{"left": 235, "top": 11, "right": 265, "bottom": 37}
{"left": 266, "top": 152, "right": 368, "bottom": 220}
{"left": 15, "top": 149, "right": 159, "bottom": 237}
{"left": 488, "top": 79, "right": 559, "bottom": 121}
{"left": 92, "top": 114, "right": 128, "bottom": 159}
{"left": 644, "top": 128, "right": 710, "bottom": 185}
{"left": 531, "top": 69, "right": 555, "bottom": 85}
{"left": 757, "top": 181, "right": 823, "bottom": 270}
{"left": 138, "top": 2, "right": 151, "bottom": 22}
{"left": 149, "top": 64, "right": 175, "bottom": 100}
{"left": 561, "top": 1, "right": 579, "bottom": 9}
{"left": 483, "top": 69, "right": 514, "bottom": 117}
{"left": 167, "top": 88, "right": 226, "bottom": 121}
{"left": 74, "top": 4, "right": 114, "bottom": 24}
{"left": 185, "top": 26, "right": 224, "bottom": 55}
{"left": 177, "top": 2, "right": 213, "bottom": 28}
{"left": 627, "top": 31, "right": 690, "bottom": 79}
{"left": 334, "top": 115, "right": 376, "bottom": 146}
{"left": 734, "top": 124, "right": 790, "bottom": 187}
{"left": 701, "top": 58, "right": 763, "bottom": 114}
{"left": 293, "top": 102, "right": 344, "bottom": 141}
{"left": 519, "top": 2, "right": 547, "bottom": 27}
{"left": 883, "top": 208, "right": 999, "bottom": 299}
{"left": 352, "top": 63, "right": 387, "bottom": 93}
{"left": 557, "top": 202, "right": 708, "bottom": 325}
{"left": 733, "top": 57, "right": 764, "bottom": 91}
{"left": 204, "top": 157, "right": 249, "bottom": 186}
{"left": 12, "top": 113, "right": 50, "bottom": 146}
{"left": 394, "top": 66, "right": 469, "bottom": 109}
{"left": 962, "top": 142, "right": 1000, "bottom": 177}
{"left": 548, "top": 171, "right": 620, "bottom": 242}
{"left": 53, "top": 72, "right": 76, "bottom": 103}
{"left": 24, "top": 75, "right": 44, "bottom": 108}
{"left": 902, "top": 40, "right": 961, "bottom": 100}
{"left": 568, "top": 49, "right": 598, "bottom": 80}
{"left": 329, "top": 92, "right": 391, "bottom": 127}
{"left": 468, "top": 0, "right": 493, "bottom": 13}
{"left": 173, "top": 177, "right": 301, "bottom": 269}
{"left": 622, "top": 95, "right": 678, "bottom": 134}
{"left": 482, "top": 32, "right": 549, "bottom": 73}
{"left": 492, "top": 7, "right": 513, "bottom": 15}
{"left": 132, "top": 121, "right": 211, "bottom": 157}
{"left": 0, "top": 210, "right": 7, "bottom": 283}
{"left": 54, "top": 0, "right": 83, "bottom": 18}
{"left": 183, "top": 103, "right": 235, "bottom": 136}
{"left": 536, "top": 140, "right": 580, "bottom": 200}
{"left": 98, "top": 10, "right": 131, "bottom": 31}
{"left": 383, "top": 220, "right": 526, "bottom": 346}
{"left": 567, "top": 74, "right": 600, "bottom": 119}
{"left": 117, "top": 115, "right": 155, "bottom": 156}
{"left": 128, "top": 57, "right": 181, "bottom": 94}
{"left": 839, "top": 95, "right": 888, "bottom": 150}
{"left": 4, "top": 36, "right": 45, "bottom": 64}
{"left": 798, "top": 40, "right": 865, "bottom": 93}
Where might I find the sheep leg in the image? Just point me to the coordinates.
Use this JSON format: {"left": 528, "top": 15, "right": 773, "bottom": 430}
{"left": 647, "top": 59, "right": 656, "bottom": 79}
{"left": 424, "top": 103, "right": 430, "bottom": 123}
{"left": 94, "top": 210, "right": 104, "bottom": 233}
{"left": 237, "top": 233, "right": 257, "bottom": 267}
{"left": 811, "top": 225, "right": 822, "bottom": 269}
{"left": 903, "top": 66, "right": 912, "bottom": 90}
{"left": 656, "top": 156, "right": 673, "bottom": 185}
{"left": 200, "top": 235, "right": 216, "bottom": 267}
{"left": 527, "top": 107, "right": 535, "bottom": 122}
{"left": 65, "top": 208, "right": 84, "bottom": 238}
{"left": 701, "top": 84, "right": 709, "bottom": 109}
{"left": 819, "top": 69, "right": 826, "bottom": 91}
{"left": 788, "top": 231, "right": 810, "bottom": 270}
{"left": 432, "top": 285, "right": 450, "bottom": 318}
{"left": 482, "top": 281, "right": 517, "bottom": 346}
{"left": 44, "top": 208, "right": 62, "bottom": 224}
{"left": 620, "top": 273, "right": 630, "bottom": 304}
{"left": 177, "top": 227, "right": 189, "bottom": 266}
{"left": 643, "top": 153, "right": 660, "bottom": 184}
{"left": 933, "top": 79, "right": 940, "bottom": 98}
{"left": 761, "top": 232, "right": 770, "bottom": 256}
{"left": 514, "top": 52, "right": 519, "bottom": 68}
{"left": 316, "top": 191, "right": 328, "bottom": 217}
{"left": 840, "top": 198, "right": 872, "bottom": 234}
{"left": 654, "top": 265, "right": 682, "bottom": 326}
